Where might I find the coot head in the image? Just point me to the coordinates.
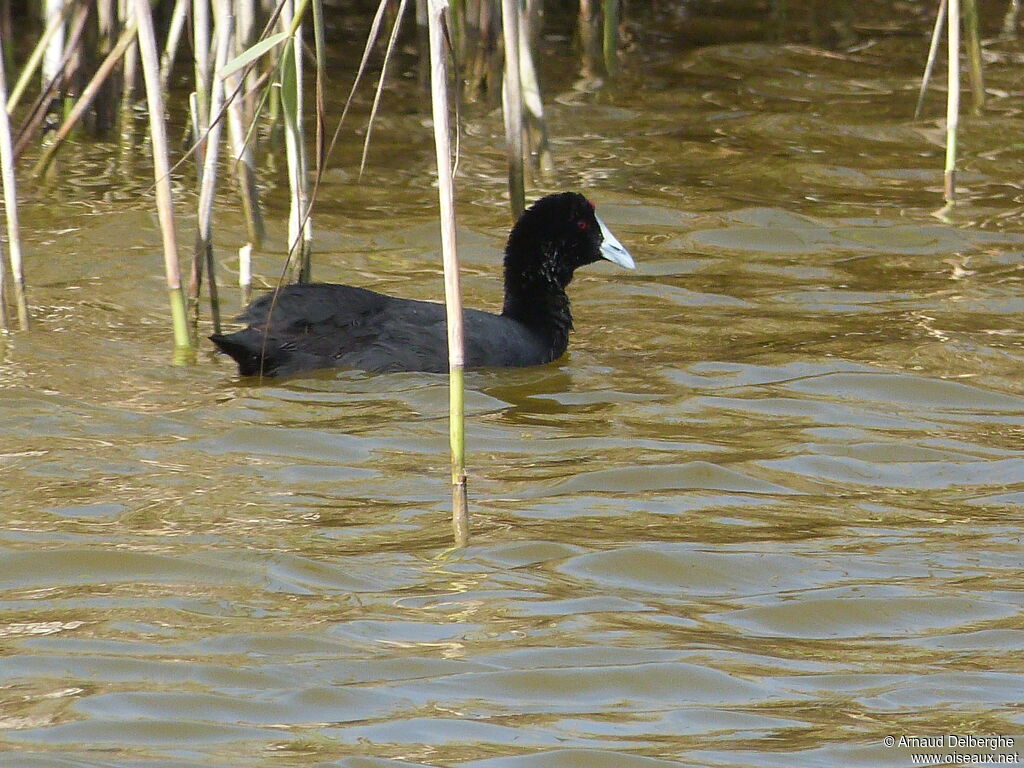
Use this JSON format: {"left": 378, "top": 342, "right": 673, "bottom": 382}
{"left": 504, "top": 192, "right": 634, "bottom": 290}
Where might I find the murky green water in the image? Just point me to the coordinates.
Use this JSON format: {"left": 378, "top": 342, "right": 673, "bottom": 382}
{"left": 3, "top": 3, "right": 1024, "bottom": 767}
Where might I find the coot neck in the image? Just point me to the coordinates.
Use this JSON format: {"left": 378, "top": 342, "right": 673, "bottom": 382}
{"left": 501, "top": 260, "right": 574, "bottom": 362}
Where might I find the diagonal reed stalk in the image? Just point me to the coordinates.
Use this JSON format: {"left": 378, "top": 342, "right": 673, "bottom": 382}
{"left": 0, "top": 41, "right": 29, "bottom": 329}
{"left": 134, "top": 0, "right": 192, "bottom": 353}
{"left": 32, "top": 19, "right": 139, "bottom": 176}
{"left": 427, "top": 0, "right": 469, "bottom": 545}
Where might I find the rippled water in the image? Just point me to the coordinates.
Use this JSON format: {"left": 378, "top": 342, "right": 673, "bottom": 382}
{"left": 3, "top": 3, "right": 1024, "bottom": 767}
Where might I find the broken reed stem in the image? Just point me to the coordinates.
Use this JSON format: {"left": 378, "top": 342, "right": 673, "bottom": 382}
{"left": 501, "top": 0, "right": 525, "bottom": 218}
{"left": 427, "top": 0, "right": 468, "bottom": 546}
{"left": 133, "top": 0, "right": 192, "bottom": 352}
{"left": 945, "top": 0, "right": 960, "bottom": 203}
{"left": 159, "top": 0, "right": 190, "bottom": 93}
{"left": 0, "top": 42, "right": 29, "bottom": 329}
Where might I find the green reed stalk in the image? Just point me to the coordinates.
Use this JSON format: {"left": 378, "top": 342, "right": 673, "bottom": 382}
{"left": 501, "top": 0, "right": 525, "bottom": 218}
{"left": 945, "top": 0, "right": 960, "bottom": 203}
{"left": 134, "top": 0, "right": 192, "bottom": 353}
{"left": 0, "top": 44, "right": 29, "bottom": 329}
{"left": 427, "top": 0, "right": 469, "bottom": 545}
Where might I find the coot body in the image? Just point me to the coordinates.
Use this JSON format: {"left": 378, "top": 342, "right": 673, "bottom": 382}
{"left": 211, "top": 192, "right": 634, "bottom": 376}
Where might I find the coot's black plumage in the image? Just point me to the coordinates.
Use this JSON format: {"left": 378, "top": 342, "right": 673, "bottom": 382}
{"left": 210, "top": 192, "right": 634, "bottom": 376}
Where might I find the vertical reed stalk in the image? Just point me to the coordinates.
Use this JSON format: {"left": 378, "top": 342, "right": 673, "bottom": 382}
{"left": 42, "top": 0, "right": 67, "bottom": 91}
{"left": 945, "top": 0, "right": 960, "bottom": 203}
{"left": 224, "top": 62, "right": 265, "bottom": 244}
{"left": 0, "top": 44, "right": 29, "bottom": 329}
{"left": 501, "top": 0, "right": 525, "bottom": 218}
{"left": 193, "top": 0, "right": 234, "bottom": 336}
{"left": 193, "top": 0, "right": 212, "bottom": 129}
{"left": 427, "top": 0, "right": 469, "bottom": 545}
{"left": 133, "top": 0, "right": 192, "bottom": 352}
{"left": 602, "top": 0, "right": 619, "bottom": 75}
{"left": 279, "top": 0, "right": 312, "bottom": 283}
{"left": 962, "top": 0, "right": 984, "bottom": 115}
{"left": 517, "top": 3, "right": 552, "bottom": 176}
{"left": 238, "top": 243, "right": 252, "bottom": 305}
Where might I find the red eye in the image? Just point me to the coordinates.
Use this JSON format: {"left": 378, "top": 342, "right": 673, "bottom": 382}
{"left": 577, "top": 219, "right": 589, "bottom": 230}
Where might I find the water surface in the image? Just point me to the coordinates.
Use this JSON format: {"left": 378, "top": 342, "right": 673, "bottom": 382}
{"left": 2, "top": 3, "right": 1024, "bottom": 767}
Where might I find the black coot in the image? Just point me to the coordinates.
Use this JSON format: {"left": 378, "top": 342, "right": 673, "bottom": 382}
{"left": 210, "top": 192, "right": 635, "bottom": 376}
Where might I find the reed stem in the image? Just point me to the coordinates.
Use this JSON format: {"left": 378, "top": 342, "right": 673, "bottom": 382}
{"left": 427, "top": 0, "right": 468, "bottom": 545}
{"left": 501, "top": 0, "right": 525, "bottom": 218}
{"left": 0, "top": 42, "right": 29, "bottom": 329}
{"left": 134, "top": 0, "right": 192, "bottom": 351}
{"left": 945, "top": 0, "right": 960, "bottom": 203}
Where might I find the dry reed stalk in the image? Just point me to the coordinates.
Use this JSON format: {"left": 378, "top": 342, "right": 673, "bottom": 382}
{"left": 602, "top": 0, "right": 618, "bottom": 75}
{"left": 159, "top": 0, "right": 190, "bottom": 92}
{"left": 14, "top": 0, "right": 90, "bottom": 160}
{"left": 7, "top": 0, "right": 75, "bottom": 113}
{"left": 915, "top": 0, "right": 946, "bottom": 120}
{"left": 0, "top": 43, "right": 29, "bottom": 329}
{"left": 279, "top": 0, "right": 312, "bottom": 283}
{"left": 501, "top": 0, "right": 525, "bottom": 217}
{"left": 517, "top": 2, "right": 552, "bottom": 177}
{"left": 946, "top": 0, "right": 960, "bottom": 203}
{"left": 31, "top": 20, "right": 138, "bottom": 175}
{"left": 962, "top": 0, "right": 984, "bottom": 115}
{"left": 192, "top": 0, "right": 235, "bottom": 335}
{"left": 427, "top": 0, "right": 469, "bottom": 545}
{"left": 360, "top": 0, "right": 408, "bottom": 176}
{"left": 133, "top": 0, "right": 192, "bottom": 351}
